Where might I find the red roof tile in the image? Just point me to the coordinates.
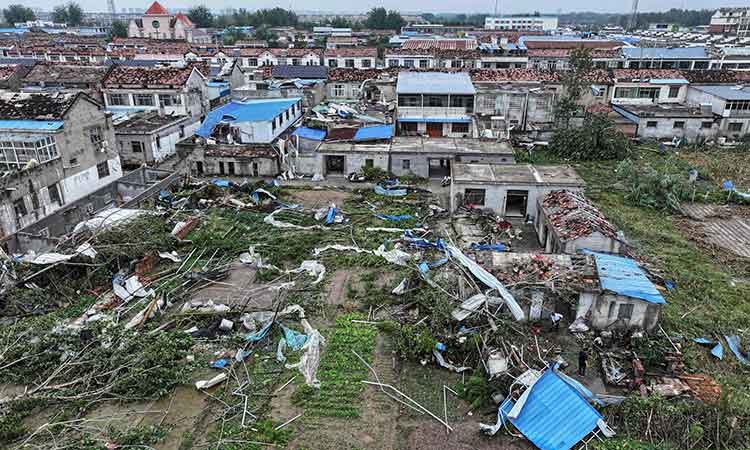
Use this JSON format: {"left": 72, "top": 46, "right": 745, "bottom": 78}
{"left": 144, "top": 1, "right": 169, "bottom": 15}
{"left": 174, "top": 12, "right": 193, "bottom": 27}
{"left": 104, "top": 65, "right": 200, "bottom": 87}
{"left": 613, "top": 69, "right": 685, "bottom": 81}
{"left": 323, "top": 47, "right": 377, "bottom": 58}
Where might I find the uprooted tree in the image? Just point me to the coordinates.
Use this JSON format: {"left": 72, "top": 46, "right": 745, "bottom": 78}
{"left": 550, "top": 47, "right": 631, "bottom": 160}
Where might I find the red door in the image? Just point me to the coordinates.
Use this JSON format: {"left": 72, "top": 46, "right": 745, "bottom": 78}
{"left": 426, "top": 122, "right": 443, "bottom": 137}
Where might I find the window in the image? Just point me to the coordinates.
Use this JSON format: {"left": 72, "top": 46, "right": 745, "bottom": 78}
{"left": 403, "top": 59, "right": 414, "bottom": 68}
{"left": 13, "top": 198, "right": 27, "bottom": 217}
{"left": 646, "top": 121, "right": 658, "bottom": 128}
{"left": 292, "top": 58, "right": 300, "bottom": 65}
{"left": 247, "top": 58, "right": 258, "bottom": 66}
{"left": 333, "top": 84, "right": 345, "bottom": 97}
{"left": 668, "top": 86, "right": 680, "bottom": 98}
{"left": 362, "top": 59, "right": 371, "bottom": 68}
{"left": 728, "top": 122, "right": 743, "bottom": 132}
{"left": 464, "top": 189, "right": 486, "bottom": 206}
{"left": 418, "top": 59, "right": 429, "bottom": 68}
{"left": 388, "top": 59, "right": 398, "bottom": 68}
{"left": 727, "top": 100, "right": 750, "bottom": 111}
{"left": 365, "top": 159, "right": 374, "bottom": 168}
{"left": 179, "top": 125, "right": 185, "bottom": 138}
{"left": 452, "top": 122, "right": 469, "bottom": 134}
{"left": 450, "top": 60, "right": 463, "bottom": 68}
{"left": 97, "top": 161, "right": 110, "bottom": 179}
{"left": 345, "top": 59, "right": 355, "bottom": 68}
{"left": 673, "top": 121, "right": 685, "bottom": 129}
{"left": 151, "top": 20, "right": 161, "bottom": 28}
{"left": 48, "top": 182, "right": 62, "bottom": 205}
{"left": 131, "top": 141, "right": 143, "bottom": 153}
{"left": 617, "top": 303, "right": 634, "bottom": 320}
{"left": 402, "top": 159, "right": 410, "bottom": 170}
{"left": 159, "top": 94, "right": 182, "bottom": 106}
{"left": 328, "top": 59, "right": 337, "bottom": 68}
{"left": 108, "top": 93, "right": 129, "bottom": 106}
{"left": 398, "top": 95, "right": 421, "bottom": 107}
{"left": 0, "top": 136, "right": 59, "bottom": 169}
{"left": 134, "top": 94, "right": 155, "bottom": 106}
{"left": 426, "top": 95, "right": 448, "bottom": 107}
{"left": 701, "top": 121, "right": 713, "bottom": 129}
{"left": 155, "top": 136, "right": 161, "bottom": 149}
{"left": 88, "top": 126, "right": 103, "bottom": 145}
{"left": 272, "top": 117, "right": 278, "bottom": 131}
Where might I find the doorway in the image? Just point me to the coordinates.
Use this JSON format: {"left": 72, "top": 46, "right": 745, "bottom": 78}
{"left": 195, "top": 161, "right": 203, "bottom": 175}
{"left": 505, "top": 190, "right": 528, "bottom": 217}
{"left": 426, "top": 122, "right": 443, "bottom": 137}
{"left": 325, "top": 155, "right": 345, "bottom": 175}
{"left": 252, "top": 162, "right": 259, "bottom": 177}
{"left": 218, "top": 161, "right": 225, "bottom": 175}
{"left": 428, "top": 158, "right": 451, "bottom": 178}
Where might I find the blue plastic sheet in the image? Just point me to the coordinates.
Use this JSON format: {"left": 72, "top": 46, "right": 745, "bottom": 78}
{"left": 403, "top": 230, "right": 446, "bottom": 250}
{"left": 374, "top": 185, "right": 407, "bottom": 197}
{"left": 693, "top": 337, "right": 713, "bottom": 345}
{"left": 724, "top": 335, "right": 749, "bottom": 365}
{"left": 711, "top": 343, "right": 724, "bottom": 360}
{"left": 245, "top": 321, "right": 273, "bottom": 342}
{"left": 211, "top": 359, "right": 228, "bottom": 369}
{"left": 212, "top": 179, "right": 230, "bottom": 188}
{"left": 375, "top": 214, "right": 413, "bottom": 221}
{"left": 325, "top": 206, "right": 337, "bottom": 225}
{"left": 280, "top": 325, "right": 308, "bottom": 351}
{"left": 418, "top": 262, "right": 430, "bottom": 273}
{"left": 470, "top": 243, "right": 507, "bottom": 252}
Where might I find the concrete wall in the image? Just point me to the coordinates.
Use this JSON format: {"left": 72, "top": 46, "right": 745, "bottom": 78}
{"left": 577, "top": 292, "right": 661, "bottom": 331}
{"left": 230, "top": 100, "right": 301, "bottom": 144}
{"left": 385, "top": 56, "right": 437, "bottom": 69}
{"left": 636, "top": 116, "right": 718, "bottom": 142}
{"left": 611, "top": 83, "right": 687, "bottom": 105}
{"left": 103, "top": 71, "right": 208, "bottom": 120}
{"left": 324, "top": 56, "right": 376, "bottom": 69}
{"left": 117, "top": 119, "right": 200, "bottom": 165}
{"left": 451, "top": 182, "right": 584, "bottom": 219}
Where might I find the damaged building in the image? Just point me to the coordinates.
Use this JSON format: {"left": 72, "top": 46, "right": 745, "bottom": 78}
{"left": 21, "top": 63, "right": 112, "bottom": 102}
{"left": 178, "top": 97, "right": 302, "bottom": 176}
{"left": 114, "top": 111, "right": 197, "bottom": 167}
{"left": 0, "top": 92, "right": 123, "bottom": 240}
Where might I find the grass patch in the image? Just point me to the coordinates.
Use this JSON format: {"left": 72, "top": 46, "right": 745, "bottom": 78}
{"left": 293, "top": 313, "right": 377, "bottom": 417}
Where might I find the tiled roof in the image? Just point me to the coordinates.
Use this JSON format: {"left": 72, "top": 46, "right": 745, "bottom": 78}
{"left": 613, "top": 69, "right": 685, "bottom": 81}
{"left": 528, "top": 48, "right": 619, "bottom": 58}
{"left": 104, "top": 65, "right": 200, "bottom": 87}
{"left": 24, "top": 63, "right": 110, "bottom": 84}
{"left": 386, "top": 47, "right": 480, "bottom": 58}
{"left": 328, "top": 68, "right": 391, "bottom": 82}
{"left": 0, "top": 92, "right": 80, "bottom": 120}
{"left": 524, "top": 40, "right": 622, "bottom": 50}
{"left": 0, "top": 65, "right": 21, "bottom": 81}
{"left": 401, "top": 39, "right": 477, "bottom": 50}
{"left": 542, "top": 190, "right": 618, "bottom": 242}
{"left": 144, "top": 1, "right": 169, "bottom": 15}
{"left": 323, "top": 47, "right": 377, "bottom": 58}
{"left": 470, "top": 68, "right": 561, "bottom": 82}
{"left": 174, "top": 12, "right": 193, "bottom": 27}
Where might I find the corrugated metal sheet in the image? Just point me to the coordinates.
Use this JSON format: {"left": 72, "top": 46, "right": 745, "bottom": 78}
{"left": 703, "top": 218, "right": 750, "bottom": 259}
{"left": 586, "top": 251, "right": 666, "bottom": 304}
{"left": 353, "top": 125, "right": 394, "bottom": 141}
{"left": 292, "top": 127, "right": 326, "bottom": 141}
{"left": 0, "top": 119, "right": 64, "bottom": 131}
{"left": 511, "top": 369, "right": 603, "bottom": 450}
{"left": 196, "top": 98, "right": 300, "bottom": 138}
{"left": 396, "top": 72, "right": 476, "bottom": 95}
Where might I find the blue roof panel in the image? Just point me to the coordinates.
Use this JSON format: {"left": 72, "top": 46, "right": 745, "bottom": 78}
{"left": 511, "top": 369, "right": 603, "bottom": 450}
{"left": 586, "top": 251, "right": 666, "bottom": 304}
{"left": 292, "top": 127, "right": 327, "bottom": 141}
{"left": 0, "top": 120, "right": 64, "bottom": 131}
{"left": 196, "top": 98, "right": 300, "bottom": 138}
{"left": 354, "top": 125, "right": 394, "bottom": 141}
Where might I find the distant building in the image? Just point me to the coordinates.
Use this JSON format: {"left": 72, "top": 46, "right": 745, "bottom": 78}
{"left": 484, "top": 16, "right": 558, "bottom": 31}
{"left": 323, "top": 48, "right": 377, "bottom": 70}
{"left": 128, "top": 1, "right": 211, "bottom": 44}
{"left": 709, "top": 7, "right": 750, "bottom": 36}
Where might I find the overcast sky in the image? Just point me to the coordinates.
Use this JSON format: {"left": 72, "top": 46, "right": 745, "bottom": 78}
{"left": 11, "top": 0, "right": 746, "bottom": 15}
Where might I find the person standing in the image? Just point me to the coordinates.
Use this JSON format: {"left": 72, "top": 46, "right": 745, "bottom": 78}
{"left": 578, "top": 348, "right": 588, "bottom": 376}
{"left": 550, "top": 312, "right": 563, "bottom": 332}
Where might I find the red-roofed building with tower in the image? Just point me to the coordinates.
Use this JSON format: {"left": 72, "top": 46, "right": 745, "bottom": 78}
{"left": 128, "top": 1, "right": 210, "bottom": 44}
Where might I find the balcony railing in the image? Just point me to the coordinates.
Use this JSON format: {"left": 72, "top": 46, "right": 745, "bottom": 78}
{"left": 397, "top": 106, "right": 470, "bottom": 119}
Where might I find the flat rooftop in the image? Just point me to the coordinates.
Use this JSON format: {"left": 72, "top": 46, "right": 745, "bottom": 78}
{"left": 115, "top": 112, "right": 189, "bottom": 133}
{"left": 452, "top": 163, "right": 585, "bottom": 186}
{"left": 396, "top": 72, "right": 476, "bottom": 95}
{"left": 615, "top": 103, "right": 714, "bottom": 118}
{"left": 691, "top": 84, "right": 750, "bottom": 101}
{"left": 390, "top": 137, "right": 514, "bottom": 155}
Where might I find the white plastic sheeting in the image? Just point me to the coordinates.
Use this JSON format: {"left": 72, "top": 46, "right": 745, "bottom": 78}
{"left": 446, "top": 245, "right": 525, "bottom": 322}
{"left": 21, "top": 243, "right": 97, "bottom": 265}
{"left": 285, "top": 318, "right": 325, "bottom": 388}
{"left": 451, "top": 294, "right": 504, "bottom": 321}
{"left": 73, "top": 208, "right": 147, "bottom": 234}
{"left": 113, "top": 276, "right": 155, "bottom": 302}
{"left": 313, "top": 244, "right": 412, "bottom": 266}
{"left": 263, "top": 209, "right": 326, "bottom": 230}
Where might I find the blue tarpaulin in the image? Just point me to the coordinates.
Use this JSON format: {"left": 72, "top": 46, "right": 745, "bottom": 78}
{"left": 693, "top": 337, "right": 713, "bottom": 345}
{"left": 353, "top": 125, "right": 394, "bottom": 142}
{"left": 712, "top": 343, "right": 724, "bottom": 360}
{"left": 292, "top": 127, "right": 327, "bottom": 141}
{"left": 510, "top": 369, "right": 603, "bottom": 450}
{"left": 325, "top": 206, "right": 337, "bottom": 225}
{"left": 0, "top": 119, "right": 64, "bottom": 131}
{"left": 470, "top": 243, "right": 507, "bottom": 252}
{"left": 280, "top": 325, "right": 307, "bottom": 351}
{"left": 723, "top": 180, "right": 750, "bottom": 200}
{"left": 374, "top": 185, "right": 407, "bottom": 197}
{"left": 404, "top": 230, "right": 446, "bottom": 250}
{"left": 584, "top": 251, "right": 666, "bottom": 304}
{"left": 212, "top": 179, "right": 231, "bottom": 188}
{"left": 376, "top": 214, "right": 413, "bottom": 221}
{"left": 211, "top": 359, "right": 229, "bottom": 368}
{"left": 724, "top": 335, "right": 749, "bottom": 365}
{"left": 245, "top": 321, "right": 273, "bottom": 342}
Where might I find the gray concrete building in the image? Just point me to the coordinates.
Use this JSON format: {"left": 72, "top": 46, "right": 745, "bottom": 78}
{"left": 612, "top": 103, "right": 718, "bottom": 143}
{"left": 450, "top": 163, "right": 585, "bottom": 219}
{"left": 0, "top": 92, "right": 123, "bottom": 242}
{"left": 114, "top": 112, "right": 198, "bottom": 167}
{"left": 687, "top": 84, "right": 750, "bottom": 140}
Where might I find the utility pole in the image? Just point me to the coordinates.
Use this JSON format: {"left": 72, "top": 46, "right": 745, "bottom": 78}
{"left": 629, "top": 0, "right": 639, "bottom": 31}
{"left": 107, "top": 0, "right": 117, "bottom": 24}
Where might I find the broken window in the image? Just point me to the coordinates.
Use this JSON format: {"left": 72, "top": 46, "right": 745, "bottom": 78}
{"left": 134, "top": 94, "right": 155, "bottom": 107}
{"left": 48, "top": 182, "right": 62, "bottom": 205}
{"left": 97, "top": 161, "right": 110, "bottom": 179}
{"left": 673, "top": 121, "right": 685, "bottom": 129}
{"left": 452, "top": 122, "right": 469, "bottom": 134}
{"left": 88, "top": 126, "right": 103, "bottom": 145}
{"left": 131, "top": 141, "right": 144, "bottom": 153}
{"left": 13, "top": 198, "right": 27, "bottom": 218}
{"left": 701, "top": 121, "right": 713, "bottom": 129}
{"left": 668, "top": 86, "right": 680, "bottom": 98}
{"left": 464, "top": 189, "right": 486, "bottom": 206}
{"left": 159, "top": 94, "right": 182, "bottom": 106}
{"left": 728, "top": 122, "right": 743, "bottom": 133}
{"left": 362, "top": 59, "right": 371, "bottom": 68}
{"left": 398, "top": 95, "right": 420, "bottom": 107}
{"left": 108, "top": 93, "right": 129, "bottom": 106}
{"left": 402, "top": 159, "right": 411, "bottom": 170}
{"left": 617, "top": 303, "right": 634, "bottom": 320}
{"left": 646, "top": 121, "right": 658, "bottom": 128}
{"left": 156, "top": 136, "right": 161, "bottom": 149}
{"left": 179, "top": 125, "right": 185, "bottom": 138}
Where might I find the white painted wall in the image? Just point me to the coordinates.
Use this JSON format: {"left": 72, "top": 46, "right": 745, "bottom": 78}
{"left": 60, "top": 157, "right": 123, "bottom": 203}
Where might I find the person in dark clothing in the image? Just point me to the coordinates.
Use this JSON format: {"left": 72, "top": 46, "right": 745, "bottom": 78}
{"left": 578, "top": 348, "right": 588, "bottom": 376}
